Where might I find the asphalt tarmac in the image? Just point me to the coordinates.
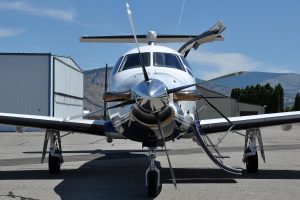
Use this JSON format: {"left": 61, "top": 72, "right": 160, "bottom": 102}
{"left": 0, "top": 125, "right": 299, "bottom": 200}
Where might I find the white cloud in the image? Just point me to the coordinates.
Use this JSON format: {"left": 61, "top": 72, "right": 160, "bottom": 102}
{"left": 188, "top": 51, "right": 263, "bottom": 80}
{"left": 0, "top": 28, "right": 22, "bottom": 38}
{"left": 0, "top": 1, "right": 76, "bottom": 21}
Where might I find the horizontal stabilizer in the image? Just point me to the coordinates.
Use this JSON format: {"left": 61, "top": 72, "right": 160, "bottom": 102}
{"left": 80, "top": 34, "right": 199, "bottom": 43}
{"left": 178, "top": 21, "right": 226, "bottom": 57}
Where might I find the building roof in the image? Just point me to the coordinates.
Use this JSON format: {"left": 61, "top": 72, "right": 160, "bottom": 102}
{"left": 0, "top": 52, "right": 83, "bottom": 73}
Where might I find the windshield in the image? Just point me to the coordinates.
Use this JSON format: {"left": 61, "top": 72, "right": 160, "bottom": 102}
{"left": 111, "top": 56, "right": 123, "bottom": 75}
{"left": 119, "top": 53, "right": 150, "bottom": 72}
{"left": 180, "top": 55, "right": 194, "bottom": 76}
{"left": 153, "top": 52, "right": 185, "bottom": 71}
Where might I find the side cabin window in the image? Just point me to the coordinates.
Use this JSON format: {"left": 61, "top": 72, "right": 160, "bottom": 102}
{"left": 118, "top": 53, "right": 150, "bottom": 72}
{"left": 154, "top": 52, "right": 185, "bottom": 71}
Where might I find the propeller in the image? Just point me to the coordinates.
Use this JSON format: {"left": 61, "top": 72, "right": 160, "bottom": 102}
{"left": 103, "top": 83, "right": 197, "bottom": 112}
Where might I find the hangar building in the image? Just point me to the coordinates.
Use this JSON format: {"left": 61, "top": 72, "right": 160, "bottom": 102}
{"left": 197, "top": 85, "right": 265, "bottom": 119}
{"left": 0, "top": 53, "right": 83, "bottom": 131}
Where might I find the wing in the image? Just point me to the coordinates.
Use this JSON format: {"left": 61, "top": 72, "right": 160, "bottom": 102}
{"left": 0, "top": 112, "right": 108, "bottom": 135}
{"left": 200, "top": 111, "right": 300, "bottom": 134}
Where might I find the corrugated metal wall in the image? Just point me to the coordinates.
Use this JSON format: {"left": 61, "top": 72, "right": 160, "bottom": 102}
{"left": 239, "top": 102, "right": 264, "bottom": 115}
{"left": 197, "top": 86, "right": 264, "bottom": 119}
{"left": 53, "top": 56, "right": 83, "bottom": 118}
{"left": 54, "top": 94, "right": 83, "bottom": 117}
{"left": 197, "top": 98, "right": 234, "bottom": 119}
{"left": 0, "top": 53, "right": 84, "bottom": 131}
{"left": 0, "top": 54, "right": 50, "bottom": 115}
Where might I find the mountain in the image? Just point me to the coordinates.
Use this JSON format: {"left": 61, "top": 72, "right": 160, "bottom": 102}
{"left": 83, "top": 69, "right": 300, "bottom": 113}
{"left": 198, "top": 72, "right": 300, "bottom": 105}
{"left": 83, "top": 67, "right": 112, "bottom": 113}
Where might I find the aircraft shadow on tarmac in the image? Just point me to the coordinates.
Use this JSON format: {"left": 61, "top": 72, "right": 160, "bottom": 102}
{"left": 1, "top": 150, "right": 300, "bottom": 199}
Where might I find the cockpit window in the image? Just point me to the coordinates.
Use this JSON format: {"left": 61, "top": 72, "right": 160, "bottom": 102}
{"left": 180, "top": 55, "right": 194, "bottom": 76}
{"left": 119, "top": 53, "right": 150, "bottom": 72}
{"left": 111, "top": 56, "right": 123, "bottom": 75}
{"left": 180, "top": 56, "right": 191, "bottom": 70}
{"left": 154, "top": 52, "right": 185, "bottom": 71}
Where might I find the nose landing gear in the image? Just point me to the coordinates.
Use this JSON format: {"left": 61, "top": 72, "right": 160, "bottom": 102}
{"left": 145, "top": 148, "right": 160, "bottom": 197}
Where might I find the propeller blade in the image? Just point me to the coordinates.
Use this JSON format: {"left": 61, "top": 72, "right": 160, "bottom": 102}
{"left": 65, "top": 99, "right": 135, "bottom": 121}
{"left": 167, "top": 83, "right": 196, "bottom": 94}
{"left": 206, "top": 71, "right": 245, "bottom": 82}
{"left": 106, "top": 99, "right": 136, "bottom": 110}
{"left": 126, "top": 3, "right": 149, "bottom": 82}
{"left": 66, "top": 98, "right": 135, "bottom": 121}
{"left": 104, "top": 64, "right": 109, "bottom": 120}
{"left": 197, "top": 71, "right": 245, "bottom": 86}
{"left": 65, "top": 108, "right": 104, "bottom": 121}
{"left": 155, "top": 113, "right": 177, "bottom": 189}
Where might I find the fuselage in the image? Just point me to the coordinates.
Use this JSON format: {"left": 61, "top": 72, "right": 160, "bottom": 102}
{"left": 107, "top": 44, "right": 196, "bottom": 147}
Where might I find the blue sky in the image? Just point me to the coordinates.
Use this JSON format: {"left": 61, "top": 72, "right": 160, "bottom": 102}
{"left": 0, "top": 0, "right": 299, "bottom": 79}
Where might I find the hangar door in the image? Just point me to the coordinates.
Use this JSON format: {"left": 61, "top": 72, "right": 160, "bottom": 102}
{"left": 53, "top": 56, "right": 83, "bottom": 118}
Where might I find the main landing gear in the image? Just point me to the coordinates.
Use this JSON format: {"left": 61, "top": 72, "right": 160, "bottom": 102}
{"left": 243, "top": 128, "right": 265, "bottom": 173}
{"left": 145, "top": 148, "right": 160, "bottom": 197}
{"left": 42, "top": 130, "right": 64, "bottom": 174}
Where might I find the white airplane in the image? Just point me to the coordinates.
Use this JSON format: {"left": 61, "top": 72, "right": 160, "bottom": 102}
{"left": 0, "top": 3, "right": 300, "bottom": 197}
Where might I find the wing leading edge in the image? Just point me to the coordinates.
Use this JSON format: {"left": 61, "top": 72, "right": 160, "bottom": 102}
{"left": 0, "top": 112, "right": 107, "bottom": 135}
{"left": 200, "top": 111, "right": 300, "bottom": 134}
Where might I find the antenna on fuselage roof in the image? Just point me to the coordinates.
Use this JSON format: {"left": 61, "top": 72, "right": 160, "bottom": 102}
{"left": 126, "top": 3, "right": 149, "bottom": 82}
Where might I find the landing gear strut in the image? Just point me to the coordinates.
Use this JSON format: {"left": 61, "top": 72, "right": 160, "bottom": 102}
{"left": 42, "top": 130, "right": 64, "bottom": 174}
{"left": 243, "top": 128, "right": 265, "bottom": 173}
{"left": 145, "top": 148, "right": 160, "bottom": 197}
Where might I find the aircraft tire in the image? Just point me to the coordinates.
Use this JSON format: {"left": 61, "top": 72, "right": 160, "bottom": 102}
{"left": 147, "top": 170, "right": 158, "bottom": 197}
{"left": 246, "top": 153, "right": 258, "bottom": 173}
{"left": 48, "top": 153, "right": 61, "bottom": 174}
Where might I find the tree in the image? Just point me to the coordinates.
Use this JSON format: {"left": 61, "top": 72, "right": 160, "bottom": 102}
{"left": 294, "top": 93, "right": 300, "bottom": 111}
{"left": 230, "top": 88, "right": 240, "bottom": 99}
{"left": 231, "top": 83, "right": 285, "bottom": 113}
{"left": 273, "top": 84, "right": 284, "bottom": 112}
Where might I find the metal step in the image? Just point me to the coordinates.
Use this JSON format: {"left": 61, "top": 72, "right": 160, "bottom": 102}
{"left": 214, "top": 155, "right": 230, "bottom": 159}
{"left": 192, "top": 122, "right": 242, "bottom": 175}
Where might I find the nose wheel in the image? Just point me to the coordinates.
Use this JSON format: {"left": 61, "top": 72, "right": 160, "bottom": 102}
{"left": 145, "top": 148, "right": 160, "bottom": 197}
{"left": 147, "top": 169, "right": 159, "bottom": 197}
